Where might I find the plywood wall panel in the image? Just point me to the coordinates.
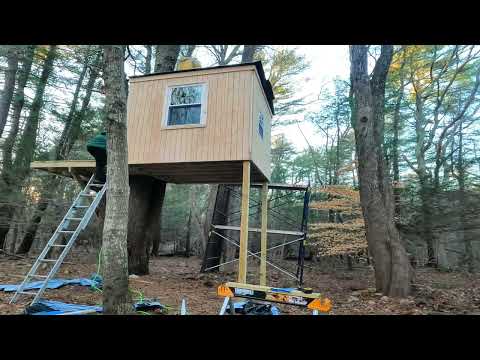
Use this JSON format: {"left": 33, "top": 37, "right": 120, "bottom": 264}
{"left": 127, "top": 66, "right": 268, "bottom": 178}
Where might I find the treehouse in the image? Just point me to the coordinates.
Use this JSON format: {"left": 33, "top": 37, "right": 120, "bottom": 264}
{"left": 31, "top": 61, "right": 275, "bottom": 184}
{"left": 29, "top": 61, "right": 282, "bottom": 287}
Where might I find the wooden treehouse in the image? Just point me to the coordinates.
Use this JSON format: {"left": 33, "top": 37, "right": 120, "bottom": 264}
{"left": 32, "top": 61, "right": 274, "bottom": 184}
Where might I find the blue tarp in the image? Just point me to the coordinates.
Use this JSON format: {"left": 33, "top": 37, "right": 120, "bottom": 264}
{"left": 30, "top": 300, "right": 102, "bottom": 315}
{"left": 0, "top": 274, "right": 102, "bottom": 292}
{"left": 29, "top": 299, "right": 165, "bottom": 315}
{"left": 270, "top": 287, "right": 295, "bottom": 293}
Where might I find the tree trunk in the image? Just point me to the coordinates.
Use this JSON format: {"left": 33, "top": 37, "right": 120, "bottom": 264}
{"left": 127, "top": 175, "right": 154, "bottom": 274}
{"left": 185, "top": 208, "right": 192, "bottom": 257}
{"left": 391, "top": 50, "right": 407, "bottom": 217}
{"left": 154, "top": 45, "right": 180, "bottom": 72}
{"left": 241, "top": 45, "right": 258, "bottom": 63}
{"left": 456, "top": 120, "right": 473, "bottom": 272}
{"left": 101, "top": 45, "right": 131, "bottom": 314}
{"left": 185, "top": 45, "right": 196, "bottom": 57}
{"left": 148, "top": 180, "right": 167, "bottom": 257}
{"left": 350, "top": 45, "right": 411, "bottom": 297}
{"left": 2, "top": 45, "right": 36, "bottom": 176}
{"left": 8, "top": 221, "right": 19, "bottom": 253}
{"left": 0, "top": 46, "right": 19, "bottom": 137}
{"left": 419, "top": 179, "right": 436, "bottom": 267}
{"left": 201, "top": 185, "right": 231, "bottom": 272}
{"left": 144, "top": 45, "right": 152, "bottom": 74}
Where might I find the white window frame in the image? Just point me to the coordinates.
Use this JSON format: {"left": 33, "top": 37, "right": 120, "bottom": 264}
{"left": 162, "top": 82, "right": 208, "bottom": 129}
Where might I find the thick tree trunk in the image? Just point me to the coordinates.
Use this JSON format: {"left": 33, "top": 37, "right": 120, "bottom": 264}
{"left": 185, "top": 45, "right": 196, "bottom": 57}
{"left": 154, "top": 45, "right": 180, "bottom": 72}
{"left": 148, "top": 180, "right": 167, "bottom": 257}
{"left": 127, "top": 176, "right": 153, "bottom": 274}
{"left": 241, "top": 45, "right": 258, "bottom": 63}
{"left": 144, "top": 45, "right": 152, "bottom": 74}
{"left": 101, "top": 45, "right": 131, "bottom": 314}
{"left": 350, "top": 45, "right": 411, "bottom": 297}
{"left": 201, "top": 185, "right": 231, "bottom": 272}
{"left": 0, "top": 46, "right": 19, "bottom": 137}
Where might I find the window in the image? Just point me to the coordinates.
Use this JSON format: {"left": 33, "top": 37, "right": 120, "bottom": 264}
{"left": 258, "top": 112, "right": 264, "bottom": 139}
{"left": 165, "top": 83, "right": 207, "bottom": 127}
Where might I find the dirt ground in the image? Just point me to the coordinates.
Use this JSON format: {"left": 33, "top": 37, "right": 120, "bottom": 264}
{"left": 1, "top": 251, "right": 480, "bottom": 315}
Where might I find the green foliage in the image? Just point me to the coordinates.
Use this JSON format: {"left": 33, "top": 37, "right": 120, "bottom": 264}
{"left": 255, "top": 46, "right": 310, "bottom": 120}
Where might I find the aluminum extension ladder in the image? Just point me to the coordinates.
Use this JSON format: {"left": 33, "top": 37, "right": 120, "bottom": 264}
{"left": 10, "top": 175, "right": 107, "bottom": 305}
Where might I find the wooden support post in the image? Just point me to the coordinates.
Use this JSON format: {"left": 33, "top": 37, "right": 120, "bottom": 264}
{"left": 238, "top": 161, "right": 250, "bottom": 283}
{"left": 260, "top": 182, "right": 268, "bottom": 286}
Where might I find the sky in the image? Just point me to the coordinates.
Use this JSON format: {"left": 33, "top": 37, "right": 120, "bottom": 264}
{"left": 272, "top": 45, "right": 350, "bottom": 151}
{"left": 191, "top": 45, "right": 351, "bottom": 152}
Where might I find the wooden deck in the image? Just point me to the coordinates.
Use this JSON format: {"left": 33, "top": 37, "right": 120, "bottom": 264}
{"left": 30, "top": 160, "right": 268, "bottom": 184}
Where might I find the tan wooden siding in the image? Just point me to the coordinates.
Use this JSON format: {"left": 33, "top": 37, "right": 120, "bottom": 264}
{"left": 250, "top": 73, "right": 272, "bottom": 180}
{"left": 127, "top": 69, "right": 253, "bottom": 164}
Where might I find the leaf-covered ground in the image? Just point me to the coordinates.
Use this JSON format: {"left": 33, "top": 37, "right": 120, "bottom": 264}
{"left": 1, "top": 252, "right": 479, "bottom": 315}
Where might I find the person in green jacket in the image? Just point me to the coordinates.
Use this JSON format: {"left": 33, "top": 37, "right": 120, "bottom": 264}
{"left": 86, "top": 131, "right": 107, "bottom": 183}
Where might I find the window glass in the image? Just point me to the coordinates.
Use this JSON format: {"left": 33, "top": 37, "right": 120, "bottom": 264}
{"left": 168, "top": 105, "right": 201, "bottom": 125}
{"left": 170, "top": 85, "right": 202, "bottom": 105}
{"left": 167, "top": 84, "right": 204, "bottom": 126}
{"left": 258, "top": 112, "right": 264, "bottom": 139}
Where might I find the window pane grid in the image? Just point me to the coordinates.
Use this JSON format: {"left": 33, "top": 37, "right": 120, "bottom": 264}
{"left": 166, "top": 84, "right": 205, "bottom": 127}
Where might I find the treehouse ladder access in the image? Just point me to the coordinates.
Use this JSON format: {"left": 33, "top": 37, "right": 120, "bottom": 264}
{"left": 10, "top": 174, "right": 106, "bottom": 305}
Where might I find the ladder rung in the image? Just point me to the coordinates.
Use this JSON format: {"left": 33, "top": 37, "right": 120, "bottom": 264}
{"left": 73, "top": 205, "right": 89, "bottom": 208}
{"left": 39, "top": 259, "right": 57, "bottom": 262}
{"left": 80, "top": 193, "right": 96, "bottom": 197}
{"left": 30, "top": 274, "right": 48, "bottom": 279}
{"left": 59, "top": 230, "right": 75, "bottom": 233}
{"left": 51, "top": 244, "right": 67, "bottom": 247}
{"left": 89, "top": 183, "right": 104, "bottom": 188}
{"left": 66, "top": 218, "right": 83, "bottom": 221}
{"left": 19, "top": 291, "right": 37, "bottom": 295}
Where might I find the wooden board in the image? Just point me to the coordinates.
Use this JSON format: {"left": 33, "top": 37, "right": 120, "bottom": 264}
{"left": 218, "top": 282, "right": 332, "bottom": 312}
{"left": 212, "top": 225, "right": 304, "bottom": 237}
{"left": 238, "top": 161, "right": 250, "bottom": 283}
{"left": 260, "top": 182, "right": 268, "bottom": 286}
{"left": 30, "top": 160, "right": 268, "bottom": 184}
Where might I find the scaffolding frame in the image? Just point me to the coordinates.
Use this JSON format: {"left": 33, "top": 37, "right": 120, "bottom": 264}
{"left": 201, "top": 161, "right": 311, "bottom": 286}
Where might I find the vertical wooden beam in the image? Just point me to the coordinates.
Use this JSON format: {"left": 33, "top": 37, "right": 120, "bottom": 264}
{"left": 260, "top": 182, "right": 268, "bottom": 286}
{"left": 238, "top": 160, "right": 251, "bottom": 283}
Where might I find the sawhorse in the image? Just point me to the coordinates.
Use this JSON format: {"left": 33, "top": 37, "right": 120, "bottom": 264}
{"left": 217, "top": 282, "right": 332, "bottom": 315}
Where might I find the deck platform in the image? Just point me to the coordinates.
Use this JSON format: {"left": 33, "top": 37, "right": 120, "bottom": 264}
{"left": 30, "top": 160, "right": 269, "bottom": 184}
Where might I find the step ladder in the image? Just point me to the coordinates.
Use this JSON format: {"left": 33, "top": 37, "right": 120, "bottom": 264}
{"left": 10, "top": 175, "right": 107, "bottom": 306}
